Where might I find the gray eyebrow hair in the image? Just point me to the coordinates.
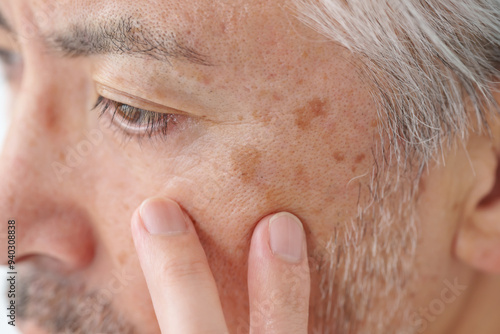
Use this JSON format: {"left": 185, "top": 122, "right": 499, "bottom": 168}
{"left": 46, "top": 16, "right": 212, "bottom": 66}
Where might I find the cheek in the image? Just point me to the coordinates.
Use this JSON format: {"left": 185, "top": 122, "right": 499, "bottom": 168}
{"left": 198, "top": 98, "right": 379, "bottom": 251}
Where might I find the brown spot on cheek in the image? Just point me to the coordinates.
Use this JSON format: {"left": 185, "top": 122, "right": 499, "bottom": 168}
{"left": 350, "top": 154, "right": 367, "bottom": 173}
{"left": 194, "top": 72, "right": 213, "bottom": 85}
{"left": 354, "top": 153, "right": 366, "bottom": 164}
{"left": 294, "top": 98, "right": 328, "bottom": 130}
{"left": 334, "top": 151, "right": 345, "bottom": 162}
{"left": 309, "top": 98, "right": 328, "bottom": 117}
{"left": 231, "top": 145, "right": 263, "bottom": 184}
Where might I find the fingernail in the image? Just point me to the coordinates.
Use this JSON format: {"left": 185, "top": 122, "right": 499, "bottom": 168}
{"left": 269, "top": 213, "right": 304, "bottom": 263}
{"left": 139, "top": 198, "right": 188, "bottom": 235}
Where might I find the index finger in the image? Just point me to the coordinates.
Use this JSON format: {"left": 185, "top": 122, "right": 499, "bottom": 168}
{"left": 131, "top": 197, "right": 229, "bottom": 334}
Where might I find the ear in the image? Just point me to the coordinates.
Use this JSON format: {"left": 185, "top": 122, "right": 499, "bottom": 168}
{"left": 455, "top": 118, "right": 500, "bottom": 273}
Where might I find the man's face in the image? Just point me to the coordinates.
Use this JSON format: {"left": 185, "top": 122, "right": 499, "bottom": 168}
{"left": 0, "top": 0, "right": 474, "bottom": 333}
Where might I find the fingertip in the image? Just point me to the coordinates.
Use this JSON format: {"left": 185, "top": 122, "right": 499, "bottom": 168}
{"left": 248, "top": 213, "right": 311, "bottom": 333}
{"left": 250, "top": 212, "right": 308, "bottom": 265}
{"left": 139, "top": 198, "right": 189, "bottom": 235}
{"left": 130, "top": 206, "right": 142, "bottom": 236}
{"left": 130, "top": 205, "right": 150, "bottom": 254}
{"left": 269, "top": 212, "right": 305, "bottom": 264}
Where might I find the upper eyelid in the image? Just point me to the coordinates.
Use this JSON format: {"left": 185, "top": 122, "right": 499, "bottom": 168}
{"left": 95, "top": 84, "right": 190, "bottom": 117}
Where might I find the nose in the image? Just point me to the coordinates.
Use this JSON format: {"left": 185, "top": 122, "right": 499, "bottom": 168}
{"left": 0, "top": 64, "right": 96, "bottom": 271}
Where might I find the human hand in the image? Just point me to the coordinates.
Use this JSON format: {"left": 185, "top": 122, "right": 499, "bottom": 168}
{"left": 131, "top": 197, "right": 310, "bottom": 334}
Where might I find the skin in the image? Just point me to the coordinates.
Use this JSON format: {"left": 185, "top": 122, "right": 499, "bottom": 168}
{"left": 0, "top": 0, "right": 500, "bottom": 333}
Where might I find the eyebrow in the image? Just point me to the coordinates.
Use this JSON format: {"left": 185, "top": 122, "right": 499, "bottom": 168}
{"left": 44, "top": 15, "right": 211, "bottom": 66}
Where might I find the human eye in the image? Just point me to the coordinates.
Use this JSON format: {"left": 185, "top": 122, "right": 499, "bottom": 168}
{"left": 93, "top": 96, "right": 184, "bottom": 140}
{"left": 0, "top": 47, "right": 22, "bottom": 83}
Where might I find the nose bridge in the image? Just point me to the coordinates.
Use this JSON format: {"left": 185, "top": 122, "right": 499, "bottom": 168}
{"left": 1, "top": 75, "right": 69, "bottom": 189}
{"left": 0, "top": 66, "right": 96, "bottom": 268}
{"left": 0, "top": 83, "right": 61, "bottom": 214}
{"left": 0, "top": 54, "right": 91, "bottom": 206}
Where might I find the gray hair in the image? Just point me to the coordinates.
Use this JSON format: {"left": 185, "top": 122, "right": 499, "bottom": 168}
{"left": 293, "top": 0, "right": 500, "bottom": 165}
{"left": 292, "top": 3, "right": 499, "bottom": 332}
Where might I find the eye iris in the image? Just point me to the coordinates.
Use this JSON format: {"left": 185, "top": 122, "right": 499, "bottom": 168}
{"left": 117, "top": 104, "right": 142, "bottom": 123}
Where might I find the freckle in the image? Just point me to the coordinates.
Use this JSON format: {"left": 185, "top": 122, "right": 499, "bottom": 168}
{"left": 297, "top": 79, "right": 304, "bottom": 85}
{"left": 334, "top": 151, "right": 345, "bottom": 162}
{"left": 351, "top": 165, "right": 357, "bottom": 173}
{"left": 295, "top": 163, "right": 310, "bottom": 186}
{"left": 231, "top": 145, "right": 263, "bottom": 184}
{"left": 371, "top": 120, "right": 378, "bottom": 128}
{"left": 238, "top": 115, "right": 243, "bottom": 121}
{"left": 294, "top": 97, "right": 328, "bottom": 130}
{"left": 252, "top": 109, "right": 259, "bottom": 119}
{"left": 302, "top": 50, "right": 309, "bottom": 58}
{"left": 295, "top": 106, "right": 309, "bottom": 130}
{"left": 117, "top": 252, "right": 127, "bottom": 266}
{"left": 258, "top": 89, "right": 282, "bottom": 102}
{"left": 252, "top": 109, "right": 271, "bottom": 123}
{"left": 309, "top": 98, "right": 327, "bottom": 118}
{"left": 354, "top": 153, "right": 366, "bottom": 164}
{"left": 194, "top": 72, "right": 212, "bottom": 85}
{"left": 258, "top": 90, "right": 268, "bottom": 99}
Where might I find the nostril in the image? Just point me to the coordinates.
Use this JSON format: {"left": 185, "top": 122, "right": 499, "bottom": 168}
{"left": 1, "top": 201, "right": 97, "bottom": 271}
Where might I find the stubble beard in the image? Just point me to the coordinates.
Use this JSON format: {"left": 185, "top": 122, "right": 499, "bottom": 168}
{"left": 17, "top": 269, "right": 137, "bottom": 334}
{"left": 311, "top": 164, "right": 420, "bottom": 334}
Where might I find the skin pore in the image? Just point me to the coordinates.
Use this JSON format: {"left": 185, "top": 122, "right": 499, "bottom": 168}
{"left": 1, "top": 0, "right": 500, "bottom": 333}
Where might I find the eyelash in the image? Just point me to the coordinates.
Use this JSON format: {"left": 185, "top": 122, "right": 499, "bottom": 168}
{"left": 93, "top": 96, "right": 178, "bottom": 139}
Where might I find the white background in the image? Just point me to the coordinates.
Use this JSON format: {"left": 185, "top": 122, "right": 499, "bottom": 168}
{"left": 1, "top": 77, "right": 21, "bottom": 333}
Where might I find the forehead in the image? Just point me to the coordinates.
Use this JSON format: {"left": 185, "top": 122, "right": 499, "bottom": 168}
{"left": 13, "top": 0, "right": 289, "bottom": 44}
{"left": 8, "top": 0, "right": 319, "bottom": 73}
